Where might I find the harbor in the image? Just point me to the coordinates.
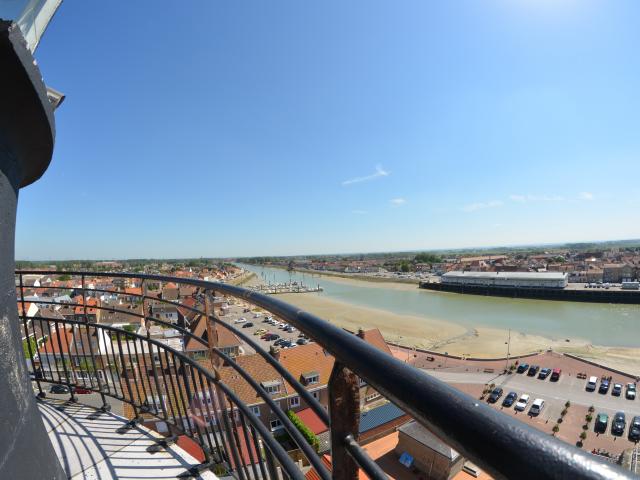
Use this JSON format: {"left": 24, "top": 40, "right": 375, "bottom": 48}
{"left": 248, "top": 282, "right": 323, "bottom": 294}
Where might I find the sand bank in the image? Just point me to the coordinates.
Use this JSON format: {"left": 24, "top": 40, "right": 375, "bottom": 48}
{"left": 277, "top": 292, "right": 640, "bottom": 375}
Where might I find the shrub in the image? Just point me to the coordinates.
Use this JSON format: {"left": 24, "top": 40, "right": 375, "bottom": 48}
{"left": 582, "top": 424, "right": 589, "bottom": 430}
{"left": 565, "top": 401, "right": 571, "bottom": 408}
{"left": 586, "top": 414, "right": 593, "bottom": 423}
{"left": 561, "top": 409, "right": 568, "bottom": 417}
{"left": 552, "top": 425, "right": 560, "bottom": 433}
{"left": 286, "top": 410, "right": 320, "bottom": 452}
{"left": 576, "top": 441, "right": 583, "bottom": 448}
{"left": 557, "top": 418, "right": 563, "bottom": 424}
{"left": 588, "top": 405, "right": 595, "bottom": 413}
{"left": 580, "top": 431, "right": 587, "bottom": 440}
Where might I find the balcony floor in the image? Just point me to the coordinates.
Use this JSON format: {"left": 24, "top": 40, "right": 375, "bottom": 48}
{"left": 38, "top": 398, "right": 218, "bottom": 480}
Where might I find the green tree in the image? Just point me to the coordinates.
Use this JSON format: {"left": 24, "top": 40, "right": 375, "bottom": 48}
{"left": 414, "top": 253, "right": 441, "bottom": 264}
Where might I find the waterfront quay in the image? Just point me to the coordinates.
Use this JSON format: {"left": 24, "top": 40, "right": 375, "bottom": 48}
{"left": 421, "top": 280, "right": 640, "bottom": 304}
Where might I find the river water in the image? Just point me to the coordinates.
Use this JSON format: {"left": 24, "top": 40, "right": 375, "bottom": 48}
{"left": 238, "top": 264, "right": 640, "bottom": 348}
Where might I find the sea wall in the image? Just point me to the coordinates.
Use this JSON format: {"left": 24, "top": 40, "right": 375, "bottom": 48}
{"left": 420, "top": 282, "right": 640, "bottom": 304}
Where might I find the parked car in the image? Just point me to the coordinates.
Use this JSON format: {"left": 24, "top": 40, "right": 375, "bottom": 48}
{"left": 260, "top": 332, "right": 272, "bottom": 340}
{"left": 550, "top": 369, "right": 562, "bottom": 382}
{"left": 611, "top": 412, "right": 626, "bottom": 436}
{"left": 612, "top": 383, "right": 623, "bottom": 396}
{"left": 599, "top": 379, "right": 610, "bottom": 394}
{"left": 296, "top": 338, "right": 308, "bottom": 345}
{"left": 253, "top": 312, "right": 263, "bottom": 318}
{"left": 538, "top": 368, "right": 551, "bottom": 380}
{"left": 285, "top": 326, "right": 296, "bottom": 333}
{"left": 268, "top": 334, "right": 280, "bottom": 341}
{"left": 488, "top": 387, "right": 503, "bottom": 403}
{"left": 242, "top": 322, "right": 254, "bottom": 328}
{"left": 626, "top": 383, "right": 636, "bottom": 400}
{"left": 529, "top": 398, "right": 545, "bottom": 416}
{"left": 274, "top": 338, "right": 287, "bottom": 346}
{"left": 586, "top": 376, "right": 598, "bottom": 391}
{"left": 502, "top": 391, "right": 517, "bottom": 407}
{"left": 254, "top": 328, "right": 267, "bottom": 336}
{"left": 74, "top": 387, "right": 92, "bottom": 394}
{"left": 515, "top": 394, "right": 530, "bottom": 411}
{"left": 243, "top": 308, "right": 250, "bottom": 313}
{"left": 234, "top": 317, "right": 247, "bottom": 324}
{"left": 516, "top": 363, "right": 529, "bottom": 374}
{"left": 527, "top": 365, "right": 539, "bottom": 377}
{"left": 629, "top": 416, "right": 640, "bottom": 442}
{"left": 50, "top": 384, "right": 71, "bottom": 394}
{"left": 595, "top": 413, "right": 609, "bottom": 433}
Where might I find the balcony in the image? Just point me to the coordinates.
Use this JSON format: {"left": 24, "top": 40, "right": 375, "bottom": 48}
{"left": 15, "top": 271, "right": 636, "bottom": 480}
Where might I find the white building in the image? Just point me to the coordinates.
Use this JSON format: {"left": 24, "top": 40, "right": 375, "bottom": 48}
{"left": 441, "top": 271, "right": 568, "bottom": 289}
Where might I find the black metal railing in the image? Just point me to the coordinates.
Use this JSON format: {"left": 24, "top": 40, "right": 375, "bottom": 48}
{"left": 16, "top": 270, "right": 635, "bottom": 480}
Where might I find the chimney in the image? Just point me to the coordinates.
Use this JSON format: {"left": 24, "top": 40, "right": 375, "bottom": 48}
{"left": 269, "top": 345, "right": 281, "bottom": 361}
{"left": 357, "top": 328, "right": 365, "bottom": 339}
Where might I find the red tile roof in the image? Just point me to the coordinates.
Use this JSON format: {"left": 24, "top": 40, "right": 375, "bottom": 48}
{"left": 296, "top": 407, "right": 328, "bottom": 435}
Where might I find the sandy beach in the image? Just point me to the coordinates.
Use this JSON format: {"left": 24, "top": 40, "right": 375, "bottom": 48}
{"left": 276, "top": 291, "right": 640, "bottom": 376}
{"left": 245, "top": 269, "right": 640, "bottom": 375}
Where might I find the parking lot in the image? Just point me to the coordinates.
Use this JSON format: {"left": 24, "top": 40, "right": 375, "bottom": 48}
{"left": 218, "top": 301, "right": 312, "bottom": 354}
{"left": 423, "top": 355, "right": 640, "bottom": 456}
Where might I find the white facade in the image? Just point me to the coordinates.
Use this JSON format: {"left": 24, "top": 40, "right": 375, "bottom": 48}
{"left": 442, "top": 271, "right": 568, "bottom": 289}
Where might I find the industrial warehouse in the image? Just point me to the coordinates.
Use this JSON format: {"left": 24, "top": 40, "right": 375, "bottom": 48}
{"left": 441, "top": 271, "right": 569, "bottom": 289}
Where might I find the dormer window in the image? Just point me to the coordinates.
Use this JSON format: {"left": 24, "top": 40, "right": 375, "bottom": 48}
{"left": 302, "top": 371, "right": 319, "bottom": 385}
{"left": 261, "top": 380, "right": 281, "bottom": 395}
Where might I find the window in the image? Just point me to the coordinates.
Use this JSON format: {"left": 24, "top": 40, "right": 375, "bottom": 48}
{"left": 289, "top": 396, "right": 300, "bottom": 408}
{"left": 358, "top": 377, "right": 367, "bottom": 387}
{"left": 251, "top": 406, "right": 261, "bottom": 417}
{"left": 365, "top": 392, "right": 381, "bottom": 402}
{"left": 270, "top": 419, "right": 283, "bottom": 431}
{"left": 302, "top": 371, "right": 319, "bottom": 385}
{"left": 261, "top": 380, "right": 281, "bottom": 395}
{"left": 311, "top": 390, "right": 320, "bottom": 400}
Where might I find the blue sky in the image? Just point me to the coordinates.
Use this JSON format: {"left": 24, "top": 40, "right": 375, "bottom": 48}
{"left": 15, "top": 0, "right": 640, "bottom": 259}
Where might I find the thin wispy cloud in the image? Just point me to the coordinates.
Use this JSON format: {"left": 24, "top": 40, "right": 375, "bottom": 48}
{"left": 342, "top": 164, "right": 390, "bottom": 186}
{"left": 351, "top": 209, "right": 368, "bottom": 215}
{"left": 509, "top": 194, "right": 564, "bottom": 202}
{"left": 390, "top": 198, "right": 406, "bottom": 206}
{"left": 579, "top": 191, "right": 594, "bottom": 201}
{"left": 461, "top": 200, "right": 503, "bottom": 212}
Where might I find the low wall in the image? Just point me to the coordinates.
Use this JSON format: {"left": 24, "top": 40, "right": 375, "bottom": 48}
{"left": 562, "top": 353, "right": 638, "bottom": 381}
{"left": 420, "top": 282, "right": 640, "bottom": 304}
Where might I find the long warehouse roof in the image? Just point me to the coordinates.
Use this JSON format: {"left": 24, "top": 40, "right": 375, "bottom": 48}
{"left": 443, "top": 271, "right": 567, "bottom": 280}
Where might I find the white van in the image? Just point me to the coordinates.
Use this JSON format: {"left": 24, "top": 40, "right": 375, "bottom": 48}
{"left": 530, "top": 398, "right": 545, "bottom": 416}
{"left": 586, "top": 376, "right": 598, "bottom": 391}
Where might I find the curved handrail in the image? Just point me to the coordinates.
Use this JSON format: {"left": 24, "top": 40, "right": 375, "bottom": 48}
{"left": 24, "top": 315, "right": 316, "bottom": 480}
{"left": 27, "top": 285, "right": 331, "bottom": 426}
{"left": 17, "top": 270, "right": 636, "bottom": 480}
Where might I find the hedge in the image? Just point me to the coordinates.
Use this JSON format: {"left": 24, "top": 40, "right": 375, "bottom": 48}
{"left": 286, "top": 410, "right": 320, "bottom": 452}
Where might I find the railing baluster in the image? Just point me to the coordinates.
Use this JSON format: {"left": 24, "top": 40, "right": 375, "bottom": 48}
{"left": 19, "top": 272, "right": 44, "bottom": 397}
{"left": 249, "top": 424, "right": 269, "bottom": 480}
{"left": 155, "top": 343, "right": 180, "bottom": 430}
{"left": 216, "top": 388, "right": 246, "bottom": 480}
{"left": 52, "top": 318, "right": 75, "bottom": 401}
{"left": 176, "top": 357, "right": 211, "bottom": 462}
{"left": 329, "top": 362, "right": 360, "bottom": 480}
{"left": 138, "top": 335, "right": 160, "bottom": 416}
{"left": 103, "top": 325, "right": 122, "bottom": 399}
{"left": 188, "top": 360, "right": 218, "bottom": 461}
{"left": 115, "top": 331, "right": 139, "bottom": 418}
{"left": 238, "top": 410, "right": 260, "bottom": 480}
{"left": 205, "top": 378, "right": 233, "bottom": 466}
